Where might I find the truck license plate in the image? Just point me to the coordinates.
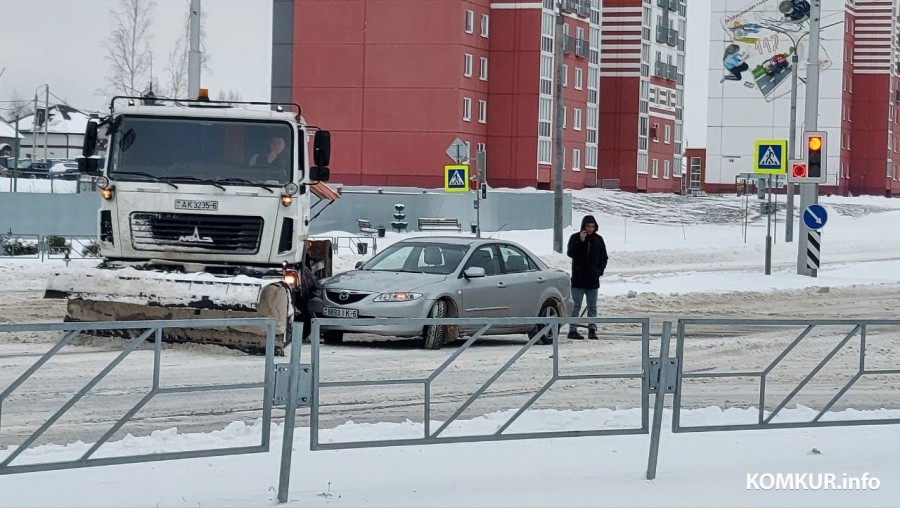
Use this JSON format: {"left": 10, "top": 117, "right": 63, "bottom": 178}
{"left": 323, "top": 307, "right": 358, "bottom": 318}
{"left": 175, "top": 200, "right": 218, "bottom": 211}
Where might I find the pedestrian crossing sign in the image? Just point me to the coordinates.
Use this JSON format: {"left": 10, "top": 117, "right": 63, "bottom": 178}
{"left": 754, "top": 139, "right": 788, "bottom": 174}
{"left": 444, "top": 164, "right": 469, "bottom": 192}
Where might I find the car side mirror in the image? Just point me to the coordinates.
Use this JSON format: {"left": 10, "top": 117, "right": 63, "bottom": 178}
{"left": 354, "top": 261, "right": 364, "bottom": 270}
{"left": 463, "top": 267, "right": 486, "bottom": 279}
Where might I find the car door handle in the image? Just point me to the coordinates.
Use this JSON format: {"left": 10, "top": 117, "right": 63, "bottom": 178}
{"left": 537, "top": 276, "right": 546, "bottom": 284}
{"left": 496, "top": 282, "right": 508, "bottom": 289}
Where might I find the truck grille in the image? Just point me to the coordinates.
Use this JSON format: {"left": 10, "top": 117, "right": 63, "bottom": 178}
{"left": 130, "top": 212, "right": 264, "bottom": 254}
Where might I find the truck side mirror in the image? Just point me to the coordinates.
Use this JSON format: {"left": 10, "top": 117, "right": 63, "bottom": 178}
{"left": 309, "top": 166, "right": 330, "bottom": 182}
{"left": 77, "top": 121, "right": 101, "bottom": 175}
{"left": 313, "top": 130, "right": 330, "bottom": 167}
{"left": 82, "top": 121, "right": 99, "bottom": 157}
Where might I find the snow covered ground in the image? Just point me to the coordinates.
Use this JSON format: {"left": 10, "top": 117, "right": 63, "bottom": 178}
{"left": 1, "top": 189, "right": 899, "bottom": 507}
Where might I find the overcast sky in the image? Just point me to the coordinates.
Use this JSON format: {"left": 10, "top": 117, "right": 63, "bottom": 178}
{"left": 1, "top": 0, "right": 710, "bottom": 147}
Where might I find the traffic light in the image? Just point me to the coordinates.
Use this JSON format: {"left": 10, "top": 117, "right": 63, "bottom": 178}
{"left": 804, "top": 131, "right": 827, "bottom": 183}
{"left": 791, "top": 162, "right": 807, "bottom": 179}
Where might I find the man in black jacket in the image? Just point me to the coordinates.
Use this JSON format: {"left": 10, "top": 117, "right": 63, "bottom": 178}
{"left": 566, "top": 215, "right": 608, "bottom": 340}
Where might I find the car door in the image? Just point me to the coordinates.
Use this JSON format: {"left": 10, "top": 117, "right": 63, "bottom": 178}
{"left": 496, "top": 244, "right": 543, "bottom": 319}
{"left": 458, "top": 244, "right": 509, "bottom": 321}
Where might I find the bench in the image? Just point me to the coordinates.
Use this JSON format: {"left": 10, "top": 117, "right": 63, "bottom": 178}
{"left": 417, "top": 217, "right": 461, "bottom": 232}
{"left": 357, "top": 219, "right": 378, "bottom": 236}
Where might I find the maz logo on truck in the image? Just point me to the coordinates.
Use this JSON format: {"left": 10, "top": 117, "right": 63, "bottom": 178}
{"left": 178, "top": 227, "right": 214, "bottom": 244}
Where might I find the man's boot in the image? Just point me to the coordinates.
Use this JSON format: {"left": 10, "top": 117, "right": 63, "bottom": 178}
{"left": 567, "top": 328, "right": 585, "bottom": 340}
{"left": 588, "top": 328, "right": 599, "bottom": 340}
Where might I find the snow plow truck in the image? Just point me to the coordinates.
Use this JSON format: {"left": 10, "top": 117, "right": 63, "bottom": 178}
{"left": 44, "top": 92, "right": 338, "bottom": 353}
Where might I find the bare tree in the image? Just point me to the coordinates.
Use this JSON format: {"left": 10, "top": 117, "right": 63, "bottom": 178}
{"left": 165, "top": 0, "right": 211, "bottom": 98}
{"left": 216, "top": 89, "right": 243, "bottom": 103}
{"left": 105, "top": 0, "right": 157, "bottom": 96}
{"left": 4, "top": 94, "right": 32, "bottom": 122}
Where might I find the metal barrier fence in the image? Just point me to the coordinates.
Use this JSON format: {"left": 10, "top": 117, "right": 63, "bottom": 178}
{"left": 672, "top": 318, "right": 900, "bottom": 433}
{"left": 311, "top": 235, "right": 378, "bottom": 256}
{"left": 308, "top": 316, "right": 653, "bottom": 450}
{"left": 2, "top": 316, "right": 898, "bottom": 504}
{"left": 0, "top": 318, "right": 278, "bottom": 475}
{"left": 0, "top": 232, "right": 101, "bottom": 261}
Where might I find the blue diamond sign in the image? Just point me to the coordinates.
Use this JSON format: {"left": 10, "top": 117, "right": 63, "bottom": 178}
{"left": 754, "top": 139, "right": 788, "bottom": 175}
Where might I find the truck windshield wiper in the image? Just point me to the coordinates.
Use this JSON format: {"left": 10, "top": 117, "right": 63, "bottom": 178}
{"left": 165, "top": 176, "right": 226, "bottom": 190}
{"left": 212, "top": 178, "right": 275, "bottom": 193}
{"left": 111, "top": 171, "right": 179, "bottom": 189}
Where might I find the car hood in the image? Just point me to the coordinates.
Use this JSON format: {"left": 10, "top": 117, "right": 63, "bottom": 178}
{"left": 322, "top": 271, "right": 450, "bottom": 293}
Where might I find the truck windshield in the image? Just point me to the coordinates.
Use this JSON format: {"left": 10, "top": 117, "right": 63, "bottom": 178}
{"left": 108, "top": 116, "right": 295, "bottom": 186}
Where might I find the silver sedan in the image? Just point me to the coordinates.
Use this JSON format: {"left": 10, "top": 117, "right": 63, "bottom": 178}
{"left": 314, "top": 237, "right": 573, "bottom": 349}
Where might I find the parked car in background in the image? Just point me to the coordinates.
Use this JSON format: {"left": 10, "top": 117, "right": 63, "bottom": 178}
{"left": 315, "top": 237, "right": 574, "bottom": 349}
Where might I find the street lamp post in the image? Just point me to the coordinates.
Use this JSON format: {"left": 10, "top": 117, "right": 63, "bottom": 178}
{"left": 552, "top": 0, "right": 565, "bottom": 253}
{"left": 762, "top": 24, "right": 810, "bottom": 244}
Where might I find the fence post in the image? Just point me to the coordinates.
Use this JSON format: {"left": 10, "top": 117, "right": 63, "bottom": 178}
{"left": 646, "top": 320, "right": 672, "bottom": 480}
{"left": 277, "top": 323, "right": 304, "bottom": 503}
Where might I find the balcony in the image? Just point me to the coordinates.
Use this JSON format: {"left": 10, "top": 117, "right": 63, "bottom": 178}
{"left": 656, "top": 25, "right": 668, "bottom": 44}
{"left": 667, "top": 29, "right": 679, "bottom": 47}
{"left": 563, "top": 35, "right": 576, "bottom": 55}
{"left": 575, "top": 38, "right": 589, "bottom": 58}
{"left": 562, "top": 0, "right": 591, "bottom": 19}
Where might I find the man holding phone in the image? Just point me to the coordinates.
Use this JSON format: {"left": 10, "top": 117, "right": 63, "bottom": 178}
{"left": 566, "top": 215, "right": 608, "bottom": 340}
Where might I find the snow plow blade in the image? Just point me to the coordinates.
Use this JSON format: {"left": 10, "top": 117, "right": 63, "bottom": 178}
{"left": 44, "top": 268, "right": 292, "bottom": 354}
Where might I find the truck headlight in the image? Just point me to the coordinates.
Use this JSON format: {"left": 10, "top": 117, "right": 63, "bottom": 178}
{"left": 373, "top": 292, "right": 423, "bottom": 302}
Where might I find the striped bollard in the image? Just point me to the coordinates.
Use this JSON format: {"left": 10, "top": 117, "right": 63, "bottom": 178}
{"left": 806, "top": 230, "right": 821, "bottom": 270}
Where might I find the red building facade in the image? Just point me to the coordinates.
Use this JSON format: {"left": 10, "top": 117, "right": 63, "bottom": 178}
{"left": 843, "top": 0, "right": 900, "bottom": 196}
{"left": 292, "top": 0, "right": 679, "bottom": 190}
{"left": 599, "top": 0, "right": 686, "bottom": 193}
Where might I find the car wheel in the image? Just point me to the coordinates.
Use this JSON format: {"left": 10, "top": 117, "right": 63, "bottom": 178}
{"left": 528, "top": 300, "right": 561, "bottom": 345}
{"left": 322, "top": 330, "right": 344, "bottom": 345}
{"left": 423, "top": 299, "right": 448, "bottom": 350}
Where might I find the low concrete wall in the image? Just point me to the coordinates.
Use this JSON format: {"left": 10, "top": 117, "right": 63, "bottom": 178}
{"left": 0, "top": 187, "right": 572, "bottom": 237}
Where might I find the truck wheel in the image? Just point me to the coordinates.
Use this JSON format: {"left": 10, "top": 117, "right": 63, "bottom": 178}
{"left": 322, "top": 331, "right": 343, "bottom": 345}
{"left": 528, "top": 300, "right": 561, "bottom": 345}
{"left": 423, "top": 300, "right": 448, "bottom": 350}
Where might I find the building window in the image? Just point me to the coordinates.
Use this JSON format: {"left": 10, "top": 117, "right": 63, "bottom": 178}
{"left": 652, "top": 158, "right": 659, "bottom": 178}
{"left": 651, "top": 122, "right": 659, "bottom": 141}
{"left": 538, "top": 140, "right": 552, "bottom": 164}
{"left": 562, "top": 107, "right": 567, "bottom": 129}
{"left": 539, "top": 97, "right": 552, "bottom": 137}
{"left": 664, "top": 160, "right": 671, "bottom": 179}
{"left": 575, "top": 68, "right": 583, "bottom": 90}
{"left": 481, "top": 14, "right": 489, "bottom": 37}
{"left": 465, "top": 10, "right": 474, "bottom": 34}
{"left": 480, "top": 57, "right": 488, "bottom": 81}
{"left": 463, "top": 97, "right": 472, "bottom": 121}
{"left": 563, "top": 64, "right": 568, "bottom": 87}
{"left": 478, "top": 100, "right": 487, "bottom": 123}
{"left": 664, "top": 125, "right": 671, "bottom": 144}
{"left": 649, "top": 88, "right": 657, "bottom": 104}
{"left": 572, "top": 148, "right": 581, "bottom": 171}
{"left": 477, "top": 142, "right": 486, "bottom": 155}
{"left": 464, "top": 54, "right": 473, "bottom": 77}
{"left": 574, "top": 108, "right": 582, "bottom": 131}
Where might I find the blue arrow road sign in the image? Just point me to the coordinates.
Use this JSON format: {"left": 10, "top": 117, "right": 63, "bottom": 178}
{"left": 803, "top": 204, "right": 828, "bottom": 230}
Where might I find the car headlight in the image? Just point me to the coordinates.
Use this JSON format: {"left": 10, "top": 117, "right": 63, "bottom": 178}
{"left": 373, "top": 292, "right": 423, "bottom": 302}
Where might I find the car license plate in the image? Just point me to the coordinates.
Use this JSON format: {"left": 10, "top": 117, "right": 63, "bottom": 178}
{"left": 323, "top": 307, "right": 358, "bottom": 318}
{"left": 175, "top": 199, "right": 218, "bottom": 211}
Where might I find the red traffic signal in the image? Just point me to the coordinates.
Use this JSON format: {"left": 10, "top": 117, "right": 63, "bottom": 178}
{"left": 791, "top": 163, "right": 807, "bottom": 179}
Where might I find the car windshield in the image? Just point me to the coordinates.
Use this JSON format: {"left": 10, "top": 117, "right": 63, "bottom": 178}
{"left": 108, "top": 116, "right": 295, "bottom": 186}
{"left": 361, "top": 243, "right": 469, "bottom": 275}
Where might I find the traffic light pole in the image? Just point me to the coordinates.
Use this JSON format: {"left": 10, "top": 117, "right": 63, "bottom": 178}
{"left": 797, "top": 0, "right": 821, "bottom": 277}
{"left": 785, "top": 50, "right": 799, "bottom": 243}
